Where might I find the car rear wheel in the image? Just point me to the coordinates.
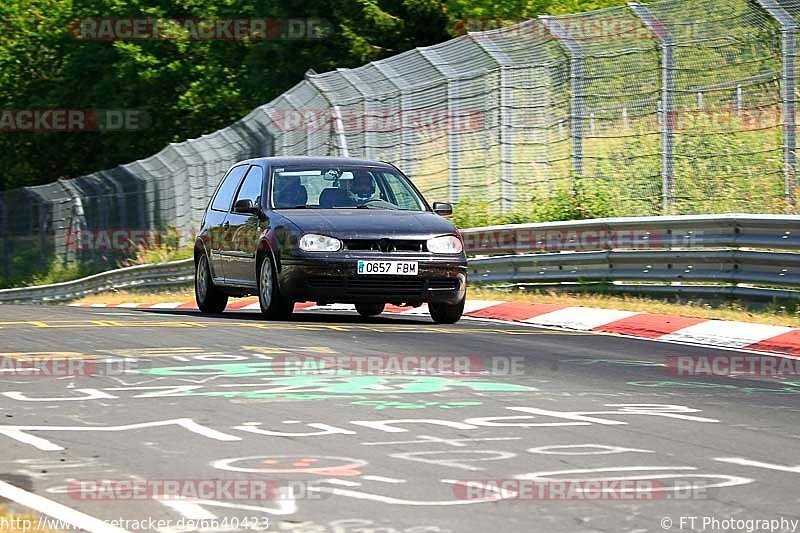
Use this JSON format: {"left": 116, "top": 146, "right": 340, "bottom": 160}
{"left": 355, "top": 303, "right": 385, "bottom": 317}
{"left": 195, "top": 254, "right": 228, "bottom": 313}
{"left": 428, "top": 297, "right": 465, "bottom": 324}
{"left": 258, "top": 254, "right": 294, "bottom": 320}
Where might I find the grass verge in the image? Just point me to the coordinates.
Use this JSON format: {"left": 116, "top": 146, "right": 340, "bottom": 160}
{"left": 74, "top": 287, "right": 194, "bottom": 305}
{"left": 0, "top": 508, "right": 56, "bottom": 531}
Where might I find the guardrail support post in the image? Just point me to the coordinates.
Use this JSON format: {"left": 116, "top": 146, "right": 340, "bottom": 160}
{"left": 629, "top": 3, "right": 675, "bottom": 214}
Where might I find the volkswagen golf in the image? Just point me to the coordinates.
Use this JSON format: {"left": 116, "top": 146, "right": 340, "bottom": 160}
{"left": 194, "top": 156, "right": 468, "bottom": 323}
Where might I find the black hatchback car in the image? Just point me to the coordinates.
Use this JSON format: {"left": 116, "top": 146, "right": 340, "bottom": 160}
{"left": 194, "top": 157, "right": 468, "bottom": 323}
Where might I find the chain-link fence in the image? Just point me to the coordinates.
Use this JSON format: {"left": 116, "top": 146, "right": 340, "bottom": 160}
{"left": 2, "top": 0, "right": 800, "bottom": 284}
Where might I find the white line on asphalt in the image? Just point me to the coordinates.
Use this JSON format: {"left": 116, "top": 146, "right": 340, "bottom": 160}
{"left": 361, "top": 475, "right": 407, "bottom": 483}
{"left": 0, "top": 479, "right": 129, "bottom": 533}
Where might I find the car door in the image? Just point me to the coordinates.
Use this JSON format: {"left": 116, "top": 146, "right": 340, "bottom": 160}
{"left": 206, "top": 164, "right": 249, "bottom": 282}
{"left": 219, "top": 165, "right": 265, "bottom": 286}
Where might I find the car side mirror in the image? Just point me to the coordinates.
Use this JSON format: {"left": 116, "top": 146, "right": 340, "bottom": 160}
{"left": 234, "top": 199, "right": 257, "bottom": 214}
{"left": 432, "top": 202, "right": 453, "bottom": 216}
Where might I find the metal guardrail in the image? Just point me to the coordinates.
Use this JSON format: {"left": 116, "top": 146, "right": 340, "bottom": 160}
{"left": 464, "top": 214, "right": 800, "bottom": 300}
{"left": 0, "top": 259, "right": 194, "bottom": 304}
{"left": 3, "top": 215, "right": 800, "bottom": 304}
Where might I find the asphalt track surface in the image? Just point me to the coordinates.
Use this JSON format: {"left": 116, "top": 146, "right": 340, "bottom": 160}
{"left": 1, "top": 304, "right": 799, "bottom": 533}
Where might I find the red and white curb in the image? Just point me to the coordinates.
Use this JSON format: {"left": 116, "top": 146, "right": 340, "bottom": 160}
{"left": 69, "top": 299, "right": 800, "bottom": 358}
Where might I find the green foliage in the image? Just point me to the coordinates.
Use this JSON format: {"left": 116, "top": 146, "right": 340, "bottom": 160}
{"left": 0, "top": 227, "right": 193, "bottom": 288}
{"left": 0, "top": 0, "right": 451, "bottom": 190}
{"left": 444, "top": 0, "right": 629, "bottom": 21}
{"left": 452, "top": 174, "right": 616, "bottom": 228}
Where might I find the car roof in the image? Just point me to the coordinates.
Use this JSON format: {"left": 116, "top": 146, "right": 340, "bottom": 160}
{"left": 235, "top": 156, "right": 398, "bottom": 170}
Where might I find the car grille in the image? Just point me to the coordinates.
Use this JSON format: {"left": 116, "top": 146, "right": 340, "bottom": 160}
{"left": 343, "top": 239, "right": 425, "bottom": 253}
{"left": 306, "top": 277, "right": 457, "bottom": 294}
{"left": 428, "top": 279, "right": 459, "bottom": 290}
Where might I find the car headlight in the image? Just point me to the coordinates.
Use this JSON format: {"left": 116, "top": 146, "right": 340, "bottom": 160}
{"left": 299, "top": 233, "right": 342, "bottom": 252}
{"left": 427, "top": 235, "right": 463, "bottom": 254}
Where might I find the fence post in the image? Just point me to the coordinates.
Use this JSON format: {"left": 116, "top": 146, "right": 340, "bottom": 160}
{"left": 782, "top": 24, "right": 798, "bottom": 206}
{"left": 736, "top": 84, "right": 743, "bottom": 116}
{"left": 541, "top": 16, "right": 585, "bottom": 177}
{"left": 371, "top": 62, "right": 412, "bottom": 175}
{"left": 57, "top": 179, "right": 87, "bottom": 267}
{"left": 305, "top": 74, "right": 350, "bottom": 157}
{"left": 754, "top": 0, "right": 798, "bottom": 207}
{"left": 283, "top": 92, "right": 310, "bottom": 156}
{"left": 470, "top": 35, "right": 515, "bottom": 211}
{"left": 416, "top": 50, "right": 461, "bottom": 204}
{"left": 338, "top": 69, "right": 374, "bottom": 160}
{"left": 629, "top": 3, "right": 675, "bottom": 213}
{"left": 38, "top": 204, "right": 47, "bottom": 272}
{"left": 0, "top": 194, "right": 8, "bottom": 280}
{"left": 500, "top": 67, "right": 514, "bottom": 211}
{"left": 448, "top": 80, "right": 461, "bottom": 204}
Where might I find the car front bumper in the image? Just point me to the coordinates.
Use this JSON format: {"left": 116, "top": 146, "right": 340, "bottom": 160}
{"left": 278, "top": 252, "right": 467, "bottom": 305}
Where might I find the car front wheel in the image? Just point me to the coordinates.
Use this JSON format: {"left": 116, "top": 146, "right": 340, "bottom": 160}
{"left": 258, "top": 254, "right": 294, "bottom": 320}
{"left": 195, "top": 254, "right": 228, "bottom": 313}
{"left": 428, "top": 297, "right": 465, "bottom": 324}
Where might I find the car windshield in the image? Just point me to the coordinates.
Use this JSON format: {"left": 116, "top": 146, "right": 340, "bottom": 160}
{"left": 271, "top": 166, "right": 426, "bottom": 211}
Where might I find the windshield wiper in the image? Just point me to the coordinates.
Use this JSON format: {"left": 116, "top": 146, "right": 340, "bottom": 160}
{"left": 355, "top": 204, "right": 399, "bottom": 210}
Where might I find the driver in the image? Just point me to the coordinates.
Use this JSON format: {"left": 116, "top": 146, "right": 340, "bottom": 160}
{"left": 348, "top": 172, "right": 376, "bottom": 203}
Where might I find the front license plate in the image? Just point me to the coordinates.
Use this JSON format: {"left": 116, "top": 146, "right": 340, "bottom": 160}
{"left": 357, "top": 260, "right": 418, "bottom": 276}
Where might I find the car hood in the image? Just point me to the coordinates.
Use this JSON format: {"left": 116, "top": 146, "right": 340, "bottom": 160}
{"left": 277, "top": 209, "right": 458, "bottom": 240}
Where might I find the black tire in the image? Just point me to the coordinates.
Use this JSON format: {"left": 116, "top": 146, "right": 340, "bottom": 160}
{"left": 195, "top": 254, "right": 228, "bottom": 313}
{"left": 428, "top": 297, "right": 465, "bottom": 324}
{"left": 355, "top": 303, "right": 385, "bottom": 317}
{"left": 258, "top": 254, "right": 294, "bottom": 320}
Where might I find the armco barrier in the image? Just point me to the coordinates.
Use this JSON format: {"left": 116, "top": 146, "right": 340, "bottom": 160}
{"left": 0, "top": 259, "right": 193, "bottom": 304}
{"left": 2, "top": 215, "right": 800, "bottom": 304}
{"left": 464, "top": 214, "right": 800, "bottom": 300}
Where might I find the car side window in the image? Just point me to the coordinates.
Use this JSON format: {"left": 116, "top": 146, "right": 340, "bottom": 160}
{"left": 211, "top": 165, "right": 248, "bottom": 212}
{"left": 377, "top": 171, "right": 423, "bottom": 210}
{"left": 234, "top": 166, "right": 264, "bottom": 207}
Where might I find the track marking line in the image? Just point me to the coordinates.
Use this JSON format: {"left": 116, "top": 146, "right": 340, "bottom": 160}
{"left": 0, "top": 479, "right": 129, "bottom": 533}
